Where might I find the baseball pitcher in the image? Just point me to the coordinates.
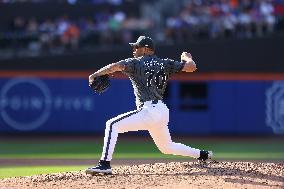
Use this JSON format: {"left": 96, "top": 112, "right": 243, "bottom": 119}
{"left": 86, "top": 36, "right": 213, "bottom": 175}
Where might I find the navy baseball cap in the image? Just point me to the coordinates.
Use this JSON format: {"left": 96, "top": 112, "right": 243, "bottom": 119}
{"left": 129, "top": 36, "right": 155, "bottom": 50}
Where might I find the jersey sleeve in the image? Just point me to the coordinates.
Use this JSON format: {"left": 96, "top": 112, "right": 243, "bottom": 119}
{"left": 164, "top": 59, "right": 185, "bottom": 76}
{"left": 118, "top": 58, "right": 135, "bottom": 74}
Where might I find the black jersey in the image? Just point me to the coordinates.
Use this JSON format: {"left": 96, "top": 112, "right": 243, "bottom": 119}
{"left": 119, "top": 55, "right": 185, "bottom": 108}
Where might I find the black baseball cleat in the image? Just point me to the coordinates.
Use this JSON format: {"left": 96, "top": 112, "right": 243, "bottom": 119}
{"left": 197, "top": 150, "right": 213, "bottom": 162}
{"left": 85, "top": 160, "right": 112, "bottom": 175}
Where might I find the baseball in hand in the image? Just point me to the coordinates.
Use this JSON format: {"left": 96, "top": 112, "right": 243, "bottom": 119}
{"left": 181, "top": 52, "right": 192, "bottom": 62}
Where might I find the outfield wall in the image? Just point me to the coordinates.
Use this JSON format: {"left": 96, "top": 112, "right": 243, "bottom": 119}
{"left": 0, "top": 73, "right": 283, "bottom": 135}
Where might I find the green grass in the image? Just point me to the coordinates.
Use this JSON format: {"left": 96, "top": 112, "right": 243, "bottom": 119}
{"left": 0, "top": 165, "right": 87, "bottom": 179}
{"left": 0, "top": 138, "right": 283, "bottom": 179}
{"left": 0, "top": 140, "right": 283, "bottom": 159}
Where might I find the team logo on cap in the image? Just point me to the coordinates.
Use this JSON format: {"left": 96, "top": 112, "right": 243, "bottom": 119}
{"left": 266, "top": 82, "right": 284, "bottom": 134}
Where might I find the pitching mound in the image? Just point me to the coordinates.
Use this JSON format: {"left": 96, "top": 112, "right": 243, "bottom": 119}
{"left": 0, "top": 161, "right": 283, "bottom": 189}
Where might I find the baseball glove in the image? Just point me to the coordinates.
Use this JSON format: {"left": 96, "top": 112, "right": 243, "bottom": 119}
{"left": 89, "top": 75, "right": 110, "bottom": 94}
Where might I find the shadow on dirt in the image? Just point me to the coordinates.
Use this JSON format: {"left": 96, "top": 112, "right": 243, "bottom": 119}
{"left": 113, "top": 161, "right": 284, "bottom": 187}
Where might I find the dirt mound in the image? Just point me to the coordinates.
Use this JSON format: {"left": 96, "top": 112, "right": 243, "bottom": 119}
{"left": 1, "top": 161, "right": 283, "bottom": 189}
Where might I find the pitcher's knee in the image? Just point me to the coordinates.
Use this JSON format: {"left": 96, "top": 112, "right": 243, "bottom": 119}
{"left": 105, "top": 120, "right": 118, "bottom": 133}
{"left": 158, "top": 143, "right": 174, "bottom": 154}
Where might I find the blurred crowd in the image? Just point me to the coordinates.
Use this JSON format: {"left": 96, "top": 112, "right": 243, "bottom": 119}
{"left": 0, "top": 0, "right": 284, "bottom": 57}
{"left": 4, "top": 12, "right": 152, "bottom": 53}
{"left": 164, "top": 0, "right": 284, "bottom": 43}
{"left": 0, "top": 0, "right": 129, "bottom": 5}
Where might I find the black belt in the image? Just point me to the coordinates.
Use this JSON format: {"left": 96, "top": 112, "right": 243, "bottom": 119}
{"left": 151, "top": 99, "right": 159, "bottom": 104}
{"left": 139, "top": 99, "right": 159, "bottom": 109}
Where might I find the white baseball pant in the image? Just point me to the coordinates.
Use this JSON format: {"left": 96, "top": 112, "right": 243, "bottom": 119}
{"left": 100, "top": 100, "right": 201, "bottom": 161}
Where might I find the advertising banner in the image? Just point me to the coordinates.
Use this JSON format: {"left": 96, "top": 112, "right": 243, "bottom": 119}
{"left": 0, "top": 77, "right": 283, "bottom": 135}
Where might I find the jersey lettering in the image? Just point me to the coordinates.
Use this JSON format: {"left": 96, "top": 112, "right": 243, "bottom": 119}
{"left": 145, "top": 68, "right": 168, "bottom": 90}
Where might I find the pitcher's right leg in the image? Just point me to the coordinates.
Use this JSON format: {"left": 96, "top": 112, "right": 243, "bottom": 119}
{"left": 149, "top": 126, "right": 202, "bottom": 159}
{"left": 147, "top": 104, "right": 213, "bottom": 161}
{"left": 150, "top": 126, "right": 213, "bottom": 160}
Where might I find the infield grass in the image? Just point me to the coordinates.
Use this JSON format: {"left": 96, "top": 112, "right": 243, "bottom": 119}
{"left": 0, "top": 165, "right": 87, "bottom": 179}
{"left": 0, "top": 137, "right": 283, "bottom": 179}
{"left": 0, "top": 139, "right": 284, "bottom": 160}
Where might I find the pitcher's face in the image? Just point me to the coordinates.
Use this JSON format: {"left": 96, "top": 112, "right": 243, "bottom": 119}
{"left": 132, "top": 46, "right": 144, "bottom": 58}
